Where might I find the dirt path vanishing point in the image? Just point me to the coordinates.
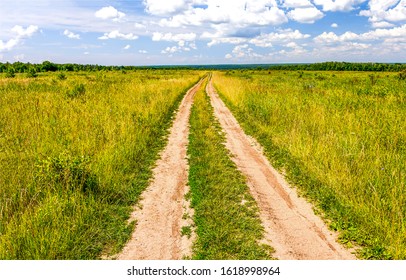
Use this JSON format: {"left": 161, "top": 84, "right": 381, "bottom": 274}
{"left": 206, "top": 77, "right": 356, "bottom": 260}
{"left": 118, "top": 78, "right": 204, "bottom": 260}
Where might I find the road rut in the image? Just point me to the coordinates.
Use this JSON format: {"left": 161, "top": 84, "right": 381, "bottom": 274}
{"left": 118, "top": 79, "right": 204, "bottom": 260}
{"left": 206, "top": 77, "right": 356, "bottom": 260}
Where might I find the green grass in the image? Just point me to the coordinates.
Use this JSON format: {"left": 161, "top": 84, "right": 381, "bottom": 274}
{"left": 187, "top": 80, "right": 273, "bottom": 260}
{"left": 213, "top": 70, "right": 406, "bottom": 259}
{"left": 0, "top": 69, "right": 203, "bottom": 259}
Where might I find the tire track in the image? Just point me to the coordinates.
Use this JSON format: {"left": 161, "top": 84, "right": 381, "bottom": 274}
{"left": 206, "top": 76, "right": 356, "bottom": 260}
{"left": 118, "top": 78, "right": 204, "bottom": 260}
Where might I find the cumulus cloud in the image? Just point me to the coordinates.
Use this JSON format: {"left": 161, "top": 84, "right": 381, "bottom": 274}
{"left": 152, "top": 32, "right": 197, "bottom": 42}
{"left": 98, "top": 30, "right": 138, "bottom": 40}
{"left": 225, "top": 44, "right": 263, "bottom": 60}
{"left": 0, "top": 25, "right": 38, "bottom": 52}
{"left": 331, "top": 23, "right": 338, "bottom": 28}
{"left": 123, "top": 44, "right": 131, "bottom": 50}
{"left": 314, "top": 24, "right": 406, "bottom": 44}
{"left": 360, "top": 0, "right": 406, "bottom": 23}
{"left": 206, "top": 37, "right": 248, "bottom": 47}
{"left": 314, "top": 0, "right": 367, "bottom": 12}
{"left": 143, "top": 0, "right": 190, "bottom": 15}
{"left": 157, "top": 0, "right": 288, "bottom": 28}
{"left": 95, "top": 6, "right": 125, "bottom": 21}
{"left": 287, "top": 7, "right": 324, "bottom": 23}
{"left": 249, "top": 29, "right": 311, "bottom": 47}
{"left": 283, "top": 0, "right": 313, "bottom": 8}
{"left": 11, "top": 25, "right": 39, "bottom": 37}
{"left": 371, "top": 21, "right": 395, "bottom": 28}
{"left": 63, "top": 29, "right": 80, "bottom": 39}
{"left": 161, "top": 41, "right": 196, "bottom": 54}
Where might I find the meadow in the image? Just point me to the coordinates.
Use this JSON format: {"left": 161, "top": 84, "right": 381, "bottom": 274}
{"left": 212, "top": 70, "right": 406, "bottom": 259}
{"left": 0, "top": 70, "right": 202, "bottom": 259}
{"left": 1, "top": 66, "right": 405, "bottom": 260}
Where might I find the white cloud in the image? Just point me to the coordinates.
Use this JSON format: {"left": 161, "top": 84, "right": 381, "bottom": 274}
{"left": 226, "top": 44, "right": 263, "bottom": 59}
{"left": 11, "top": 25, "right": 39, "bottom": 37}
{"left": 283, "top": 0, "right": 313, "bottom": 8}
{"left": 360, "top": 0, "right": 406, "bottom": 23}
{"left": 123, "top": 44, "right": 131, "bottom": 50}
{"left": 249, "top": 29, "right": 311, "bottom": 47}
{"left": 314, "top": 24, "right": 406, "bottom": 44}
{"left": 314, "top": 0, "right": 367, "bottom": 12}
{"left": 144, "top": 0, "right": 188, "bottom": 15}
{"left": 0, "top": 39, "right": 19, "bottom": 52}
{"left": 95, "top": 6, "right": 125, "bottom": 21}
{"left": 134, "top": 23, "right": 146, "bottom": 29}
{"left": 206, "top": 37, "right": 248, "bottom": 47}
{"left": 331, "top": 23, "right": 338, "bottom": 28}
{"left": 152, "top": 32, "right": 197, "bottom": 42}
{"left": 314, "top": 31, "right": 359, "bottom": 43}
{"left": 139, "top": 50, "right": 148, "bottom": 53}
{"left": 287, "top": 7, "right": 324, "bottom": 23}
{"left": 98, "top": 30, "right": 138, "bottom": 40}
{"left": 0, "top": 25, "right": 38, "bottom": 52}
{"left": 372, "top": 21, "right": 395, "bottom": 28}
{"left": 158, "top": 0, "right": 288, "bottom": 28}
{"left": 63, "top": 29, "right": 80, "bottom": 39}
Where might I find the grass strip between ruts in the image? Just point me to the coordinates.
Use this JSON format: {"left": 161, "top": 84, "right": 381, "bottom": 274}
{"left": 187, "top": 79, "right": 273, "bottom": 260}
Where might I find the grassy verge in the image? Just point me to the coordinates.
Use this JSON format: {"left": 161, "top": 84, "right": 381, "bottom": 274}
{"left": 0, "top": 70, "right": 203, "bottom": 259}
{"left": 212, "top": 70, "right": 406, "bottom": 259}
{"left": 187, "top": 80, "right": 273, "bottom": 260}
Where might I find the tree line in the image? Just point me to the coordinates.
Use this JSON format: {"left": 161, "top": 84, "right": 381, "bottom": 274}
{"left": 0, "top": 61, "right": 405, "bottom": 74}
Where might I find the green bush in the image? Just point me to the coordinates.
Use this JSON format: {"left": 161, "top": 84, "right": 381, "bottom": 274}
{"left": 66, "top": 83, "right": 86, "bottom": 99}
{"left": 5, "top": 69, "right": 15, "bottom": 78}
{"left": 57, "top": 72, "right": 67, "bottom": 80}
{"left": 27, "top": 68, "right": 38, "bottom": 78}
{"left": 35, "top": 152, "right": 97, "bottom": 193}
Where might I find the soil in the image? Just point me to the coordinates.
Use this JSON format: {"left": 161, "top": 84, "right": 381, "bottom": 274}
{"left": 206, "top": 78, "right": 356, "bottom": 260}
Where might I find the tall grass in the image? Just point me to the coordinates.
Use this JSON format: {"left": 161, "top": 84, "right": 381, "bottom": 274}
{"left": 213, "top": 70, "right": 406, "bottom": 259}
{"left": 0, "top": 70, "right": 203, "bottom": 259}
{"left": 187, "top": 80, "right": 273, "bottom": 259}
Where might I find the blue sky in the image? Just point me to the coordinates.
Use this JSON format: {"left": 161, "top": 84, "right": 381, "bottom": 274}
{"left": 0, "top": 0, "right": 405, "bottom": 65}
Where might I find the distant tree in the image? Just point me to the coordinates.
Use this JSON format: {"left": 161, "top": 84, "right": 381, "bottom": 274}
{"left": 41, "top": 61, "right": 58, "bottom": 72}
{"left": 5, "top": 68, "right": 15, "bottom": 78}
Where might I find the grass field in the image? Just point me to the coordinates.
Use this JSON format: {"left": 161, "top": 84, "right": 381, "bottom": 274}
{"left": 0, "top": 70, "right": 202, "bottom": 259}
{"left": 187, "top": 79, "right": 273, "bottom": 259}
{"left": 1, "top": 68, "right": 405, "bottom": 260}
{"left": 212, "top": 70, "right": 406, "bottom": 259}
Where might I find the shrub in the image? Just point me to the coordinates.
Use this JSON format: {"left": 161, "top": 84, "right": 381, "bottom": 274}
{"left": 398, "top": 70, "right": 406, "bottom": 80}
{"left": 57, "top": 72, "right": 67, "bottom": 80}
{"left": 26, "top": 68, "right": 38, "bottom": 78}
{"left": 5, "top": 69, "right": 15, "bottom": 78}
{"left": 35, "top": 152, "right": 97, "bottom": 193}
{"left": 66, "top": 83, "right": 86, "bottom": 99}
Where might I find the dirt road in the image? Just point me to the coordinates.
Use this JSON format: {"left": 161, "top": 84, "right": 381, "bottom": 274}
{"left": 118, "top": 79, "right": 204, "bottom": 260}
{"left": 206, "top": 78, "right": 356, "bottom": 260}
{"left": 118, "top": 75, "right": 355, "bottom": 260}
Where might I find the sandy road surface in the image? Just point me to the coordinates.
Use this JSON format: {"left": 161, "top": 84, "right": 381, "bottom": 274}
{"left": 118, "top": 79, "right": 204, "bottom": 260}
{"left": 206, "top": 78, "right": 356, "bottom": 260}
